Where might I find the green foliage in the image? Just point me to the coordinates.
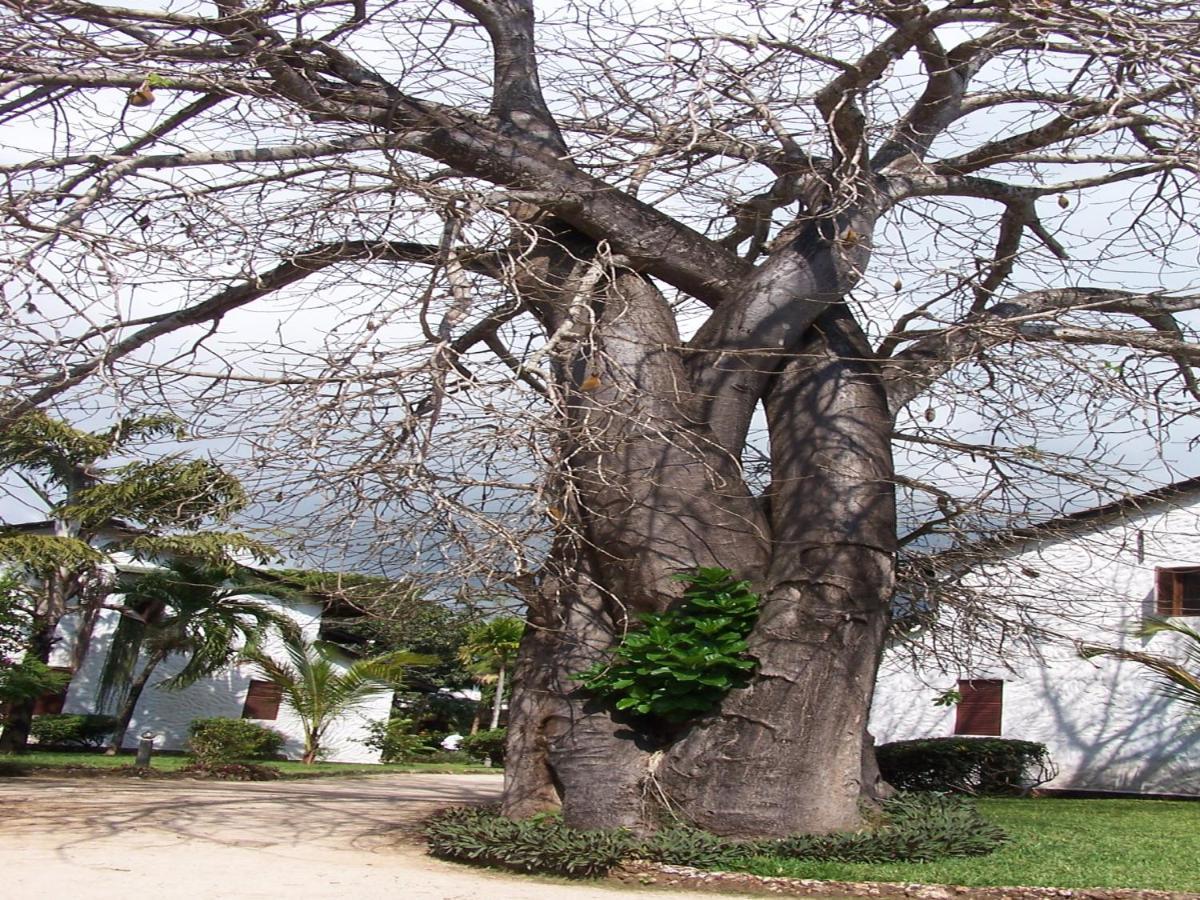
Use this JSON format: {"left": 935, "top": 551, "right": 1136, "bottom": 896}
{"left": 425, "top": 806, "right": 636, "bottom": 878}
{"left": 740, "top": 798, "right": 1199, "bottom": 892}
{"left": 97, "top": 562, "right": 298, "bottom": 717}
{"left": 578, "top": 567, "right": 758, "bottom": 723}
{"left": 187, "top": 717, "right": 286, "bottom": 763}
{"left": 425, "top": 794, "right": 1007, "bottom": 878}
{"left": 242, "top": 629, "right": 437, "bottom": 762}
{"left": 766, "top": 793, "right": 1007, "bottom": 862}
{"left": 1081, "top": 617, "right": 1200, "bottom": 718}
{"left": 29, "top": 713, "right": 117, "bottom": 749}
{"left": 0, "top": 411, "right": 181, "bottom": 484}
{"left": 458, "top": 617, "right": 523, "bottom": 675}
{"left": 123, "top": 532, "right": 280, "bottom": 569}
{"left": 877, "top": 737, "right": 1055, "bottom": 795}
{"left": 0, "top": 534, "right": 104, "bottom": 577}
{"left": 362, "top": 717, "right": 438, "bottom": 762}
{"left": 636, "top": 825, "right": 746, "bottom": 869}
{"left": 59, "top": 459, "right": 247, "bottom": 530}
{"left": 0, "top": 657, "right": 69, "bottom": 706}
{"left": 459, "top": 727, "right": 506, "bottom": 765}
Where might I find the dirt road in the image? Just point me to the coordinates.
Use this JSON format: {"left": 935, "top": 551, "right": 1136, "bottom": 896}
{"left": 0, "top": 773, "right": 762, "bottom": 899}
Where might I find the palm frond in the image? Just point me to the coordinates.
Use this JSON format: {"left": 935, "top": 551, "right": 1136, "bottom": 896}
{"left": 96, "top": 612, "right": 147, "bottom": 712}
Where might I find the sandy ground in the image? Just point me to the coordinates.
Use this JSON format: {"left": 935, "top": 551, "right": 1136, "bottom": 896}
{"left": 0, "top": 773, "right": 765, "bottom": 900}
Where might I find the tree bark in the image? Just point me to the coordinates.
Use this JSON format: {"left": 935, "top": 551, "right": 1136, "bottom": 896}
{"left": 501, "top": 295, "right": 899, "bottom": 838}
{"left": 105, "top": 652, "right": 162, "bottom": 754}
{"left": 489, "top": 663, "right": 506, "bottom": 730}
{"left": 657, "top": 308, "right": 896, "bottom": 837}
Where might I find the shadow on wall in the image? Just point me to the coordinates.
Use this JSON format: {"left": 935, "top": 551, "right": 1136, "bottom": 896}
{"left": 1032, "top": 637, "right": 1200, "bottom": 795}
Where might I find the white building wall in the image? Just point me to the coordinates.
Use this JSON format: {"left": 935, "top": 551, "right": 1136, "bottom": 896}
{"left": 52, "top": 592, "right": 389, "bottom": 764}
{"left": 871, "top": 497, "right": 1200, "bottom": 795}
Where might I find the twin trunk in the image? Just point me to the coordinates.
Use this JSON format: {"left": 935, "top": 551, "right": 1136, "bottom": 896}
{"left": 501, "top": 243, "right": 897, "bottom": 837}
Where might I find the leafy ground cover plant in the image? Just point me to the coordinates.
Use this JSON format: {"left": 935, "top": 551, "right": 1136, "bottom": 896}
{"left": 577, "top": 568, "right": 758, "bottom": 725}
{"left": 425, "top": 793, "right": 1006, "bottom": 878}
{"left": 877, "top": 738, "right": 1056, "bottom": 795}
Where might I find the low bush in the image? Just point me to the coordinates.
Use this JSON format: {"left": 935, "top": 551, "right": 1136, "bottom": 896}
{"left": 459, "top": 728, "right": 506, "bottom": 765}
{"left": 877, "top": 737, "right": 1056, "bottom": 795}
{"left": 362, "top": 717, "right": 438, "bottom": 762}
{"left": 187, "top": 717, "right": 286, "bottom": 763}
{"left": 425, "top": 793, "right": 1007, "bottom": 878}
{"left": 29, "top": 713, "right": 117, "bottom": 749}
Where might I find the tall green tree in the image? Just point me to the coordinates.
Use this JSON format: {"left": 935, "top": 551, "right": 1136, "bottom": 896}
{"left": 0, "top": 410, "right": 275, "bottom": 752}
{"left": 98, "top": 562, "right": 297, "bottom": 753}
{"left": 243, "top": 630, "right": 435, "bottom": 764}
{"left": 458, "top": 617, "right": 524, "bottom": 731}
{"left": 1081, "top": 620, "right": 1200, "bottom": 719}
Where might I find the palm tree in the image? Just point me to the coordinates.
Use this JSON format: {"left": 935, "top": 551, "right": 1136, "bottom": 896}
{"left": 1081, "top": 618, "right": 1200, "bottom": 717}
{"left": 458, "top": 617, "right": 524, "bottom": 731}
{"left": 99, "top": 563, "right": 296, "bottom": 753}
{"left": 243, "top": 630, "right": 435, "bottom": 764}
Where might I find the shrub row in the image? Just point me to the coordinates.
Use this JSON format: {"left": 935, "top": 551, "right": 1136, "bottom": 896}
{"left": 29, "top": 713, "right": 117, "bottom": 749}
{"left": 876, "top": 737, "right": 1055, "bottom": 795}
{"left": 425, "top": 792, "right": 1007, "bottom": 878}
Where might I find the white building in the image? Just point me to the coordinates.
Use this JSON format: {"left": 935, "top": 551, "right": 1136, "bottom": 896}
{"left": 871, "top": 479, "right": 1200, "bottom": 796}
{"left": 30, "top": 542, "right": 392, "bottom": 764}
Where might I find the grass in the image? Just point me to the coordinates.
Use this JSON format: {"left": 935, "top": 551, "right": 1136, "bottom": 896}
{"left": 735, "top": 797, "right": 1200, "bottom": 893}
{"left": 0, "top": 748, "right": 497, "bottom": 778}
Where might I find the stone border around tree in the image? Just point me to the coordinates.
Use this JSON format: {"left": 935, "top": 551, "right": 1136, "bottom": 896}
{"left": 611, "top": 861, "right": 1200, "bottom": 900}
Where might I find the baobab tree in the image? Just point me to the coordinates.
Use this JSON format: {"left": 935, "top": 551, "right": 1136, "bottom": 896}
{"left": 1, "top": 0, "right": 1199, "bottom": 837}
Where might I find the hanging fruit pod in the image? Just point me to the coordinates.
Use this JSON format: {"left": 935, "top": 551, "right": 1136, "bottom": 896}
{"left": 128, "top": 80, "right": 156, "bottom": 107}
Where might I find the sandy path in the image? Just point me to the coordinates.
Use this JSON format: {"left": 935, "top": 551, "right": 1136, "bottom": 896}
{"left": 0, "top": 773, "right": 764, "bottom": 899}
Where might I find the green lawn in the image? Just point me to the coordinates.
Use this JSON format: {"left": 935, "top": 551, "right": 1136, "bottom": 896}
{"left": 736, "top": 797, "right": 1200, "bottom": 893}
{"left": 0, "top": 749, "right": 497, "bottom": 778}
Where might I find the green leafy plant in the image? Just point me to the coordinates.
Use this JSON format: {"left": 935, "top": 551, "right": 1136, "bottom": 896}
{"left": 577, "top": 567, "right": 758, "bottom": 723}
{"left": 458, "top": 617, "right": 523, "bottom": 730}
{"left": 876, "top": 737, "right": 1056, "bottom": 795}
{"left": 459, "top": 727, "right": 506, "bottom": 765}
{"left": 99, "top": 562, "right": 298, "bottom": 753}
{"left": 362, "top": 717, "right": 437, "bottom": 762}
{"left": 424, "top": 793, "right": 1007, "bottom": 878}
{"left": 0, "top": 658, "right": 68, "bottom": 709}
{"left": 187, "top": 717, "right": 286, "bottom": 763}
{"left": 0, "top": 410, "right": 277, "bottom": 753}
{"left": 767, "top": 793, "right": 1007, "bottom": 862}
{"left": 425, "top": 805, "right": 636, "bottom": 878}
{"left": 242, "top": 630, "right": 436, "bottom": 763}
{"left": 29, "top": 713, "right": 117, "bottom": 749}
{"left": 1081, "top": 617, "right": 1200, "bottom": 718}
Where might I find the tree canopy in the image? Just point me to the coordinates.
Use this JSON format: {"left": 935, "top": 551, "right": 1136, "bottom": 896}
{"left": 2, "top": 0, "right": 1199, "bottom": 836}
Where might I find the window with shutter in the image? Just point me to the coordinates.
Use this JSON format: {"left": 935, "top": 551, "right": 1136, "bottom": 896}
{"left": 1155, "top": 567, "right": 1200, "bottom": 617}
{"left": 241, "top": 680, "right": 283, "bottom": 720}
{"left": 954, "top": 679, "right": 1003, "bottom": 736}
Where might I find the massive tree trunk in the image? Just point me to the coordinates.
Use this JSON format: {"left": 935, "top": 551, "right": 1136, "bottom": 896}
{"left": 658, "top": 308, "right": 896, "bottom": 837}
{"left": 501, "top": 207, "right": 897, "bottom": 837}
